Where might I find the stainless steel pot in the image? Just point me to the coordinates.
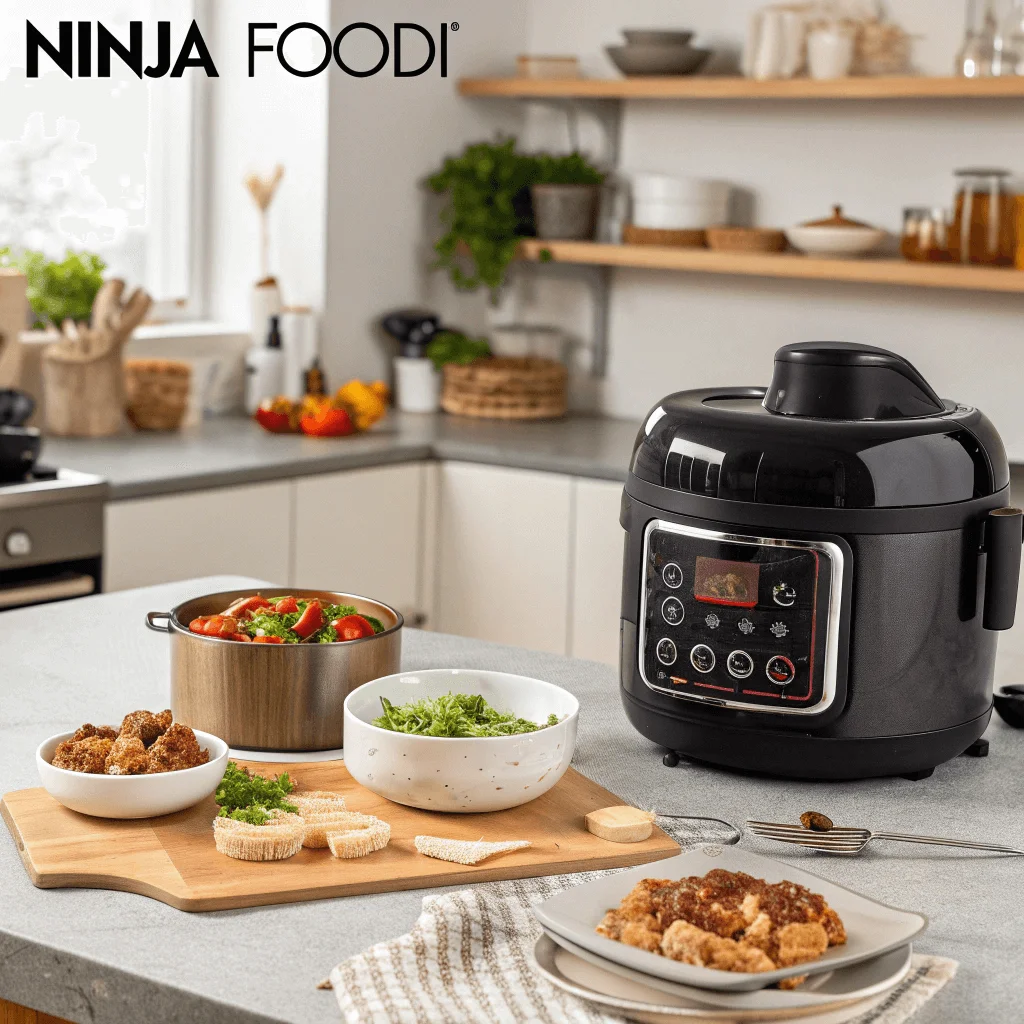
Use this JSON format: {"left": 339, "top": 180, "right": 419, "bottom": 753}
{"left": 146, "top": 588, "right": 403, "bottom": 751}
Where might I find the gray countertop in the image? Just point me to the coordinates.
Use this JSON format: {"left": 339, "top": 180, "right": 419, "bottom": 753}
{"left": 2, "top": 577, "right": 1022, "bottom": 1023}
{"left": 42, "top": 413, "right": 641, "bottom": 500}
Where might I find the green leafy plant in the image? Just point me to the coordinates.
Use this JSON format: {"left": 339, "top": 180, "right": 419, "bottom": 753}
{"left": 425, "top": 330, "right": 490, "bottom": 371}
{"left": 373, "top": 692, "right": 560, "bottom": 737}
{"left": 426, "top": 138, "right": 604, "bottom": 299}
{"left": 214, "top": 762, "right": 298, "bottom": 819}
{"left": 0, "top": 248, "right": 106, "bottom": 328}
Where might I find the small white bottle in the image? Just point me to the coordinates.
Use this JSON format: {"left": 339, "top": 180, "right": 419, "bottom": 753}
{"left": 245, "top": 315, "right": 284, "bottom": 415}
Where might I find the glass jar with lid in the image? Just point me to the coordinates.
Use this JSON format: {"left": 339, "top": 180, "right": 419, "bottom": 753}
{"left": 947, "top": 168, "right": 1016, "bottom": 265}
{"left": 901, "top": 208, "right": 953, "bottom": 262}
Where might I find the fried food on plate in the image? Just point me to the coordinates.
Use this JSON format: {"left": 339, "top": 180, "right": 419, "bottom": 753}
{"left": 596, "top": 869, "right": 845, "bottom": 987}
{"left": 70, "top": 723, "right": 118, "bottom": 743}
{"left": 51, "top": 735, "right": 114, "bottom": 774}
{"left": 147, "top": 723, "right": 210, "bottom": 773}
{"left": 104, "top": 735, "right": 151, "bottom": 776}
{"left": 119, "top": 709, "right": 173, "bottom": 746}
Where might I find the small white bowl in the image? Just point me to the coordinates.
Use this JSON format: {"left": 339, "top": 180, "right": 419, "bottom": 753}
{"left": 36, "top": 729, "right": 229, "bottom": 819}
{"left": 784, "top": 225, "right": 887, "bottom": 258}
{"left": 344, "top": 669, "right": 579, "bottom": 813}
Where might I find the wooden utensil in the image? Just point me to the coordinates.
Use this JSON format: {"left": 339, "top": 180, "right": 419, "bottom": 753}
{"left": 41, "top": 279, "right": 152, "bottom": 437}
{"left": 1, "top": 763, "right": 680, "bottom": 912}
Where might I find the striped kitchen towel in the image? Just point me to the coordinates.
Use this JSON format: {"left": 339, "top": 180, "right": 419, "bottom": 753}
{"left": 328, "top": 821, "right": 957, "bottom": 1024}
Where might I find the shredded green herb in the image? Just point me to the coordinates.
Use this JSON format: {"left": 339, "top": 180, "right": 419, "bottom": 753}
{"left": 373, "top": 693, "right": 560, "bottom": 737}
{"left": 214, "top": 761, "right": 298, "bottom": 819}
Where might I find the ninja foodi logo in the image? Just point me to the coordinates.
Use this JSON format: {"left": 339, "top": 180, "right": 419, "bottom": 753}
{"left": 25, "top": 20, "right": 455, "bottom": 79}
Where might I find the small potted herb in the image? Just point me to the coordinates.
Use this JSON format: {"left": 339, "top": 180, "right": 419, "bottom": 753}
{"left": 529, "top": 152, "right": 606, "bottom": 242}
{"left": 0, "top": 248, "right": 106, "bottom": 329}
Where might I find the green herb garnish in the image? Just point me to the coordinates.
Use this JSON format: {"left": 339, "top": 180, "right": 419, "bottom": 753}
{"left": 214, "top": 761, "right": 298, "bottom": 818}
{"left": 373, "top": 693, "right": 560, "bottom": 737}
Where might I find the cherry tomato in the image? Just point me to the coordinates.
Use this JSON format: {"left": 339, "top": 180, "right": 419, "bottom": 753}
{"left": 222, "top": 595, "right": 271, "bottom": 619}
{"left": 291, "top": 600, "right": 324, "bottom": 639}
{"left": 252, "top": 635, "right": 285, "bottom": 644}
{"left": 275, "top": 596, "right": 299, "bottom": 614}
{"left": 330, "top": 614, "right": 375, "bottom": 641}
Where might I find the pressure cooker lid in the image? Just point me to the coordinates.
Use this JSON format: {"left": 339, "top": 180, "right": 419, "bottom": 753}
{"left": 630, "top": 342, "right": 1008, "bottom": 509}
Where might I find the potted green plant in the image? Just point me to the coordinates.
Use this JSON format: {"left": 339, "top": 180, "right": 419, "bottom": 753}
{"left": 0, "top": 248, "right": 106, "bottom": 328}
{"left": 426, "top": 139, "right": 604, "bottom": 301}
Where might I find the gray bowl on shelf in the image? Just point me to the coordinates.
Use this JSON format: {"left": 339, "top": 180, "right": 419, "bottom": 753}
{"left": 606, "top": 43, "right": 711, "bottom": 77}
{"left": 622, "top": 29, "right": 695, "bottom": 46}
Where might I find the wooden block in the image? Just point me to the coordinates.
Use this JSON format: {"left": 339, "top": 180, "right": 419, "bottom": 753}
{"left": 0, "top": 995, "right": 73, "bottom": 1024}
{"left": 1, "top": 765, "right": 679, "bottom": 913}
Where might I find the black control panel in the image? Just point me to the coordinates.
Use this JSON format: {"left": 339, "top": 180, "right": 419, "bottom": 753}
{"left": 639, "top": 521, "right": 839, "bottom": 714}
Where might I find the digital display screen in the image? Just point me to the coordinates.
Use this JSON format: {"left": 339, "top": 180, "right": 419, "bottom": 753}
{"left": 693, "top": 556, "right": 760, "bottom": 608}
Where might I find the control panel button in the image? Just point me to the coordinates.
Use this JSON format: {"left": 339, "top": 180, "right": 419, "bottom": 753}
{"left": 726, "top": 650, "right": 754, "bottom": 680}
{"left": 770, "top": 621, "right": 789, "bottom": 638}
{"left": 704, "top": 612, "right": 720, "bottom": 629}
{"left": 766, "top": 655, "right": 796, "bottom": 687}
{"left": 661, "top": 596, "right": 685, "bottom": 625}
{"left": 662, "top": 562, "right": 683, "bottom": 589}
{"left": 656, "top": 638, "right": 678, "bottom": 666}
{"left": 4, "top": 529, "right": 32, "bottom": 558}
{"left": 690, "top": 644, "right": 716, "bottom": 674}
{"left": 737, "top": 617, "right": 755, "bottom": 635}
{"left": 772, "top": 582, "right": 797, "bottom": 607}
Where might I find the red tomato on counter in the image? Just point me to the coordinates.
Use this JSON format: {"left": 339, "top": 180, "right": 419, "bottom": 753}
{"left": 330, "top": 614, "right": 375, "bottom": 641}
{"left": 291, "top": 600, "right": 324, "bottom": 639}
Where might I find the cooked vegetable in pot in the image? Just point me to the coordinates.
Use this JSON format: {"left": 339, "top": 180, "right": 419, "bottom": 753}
{"left": 188, "top": 594, "right": 385, "bottom": 644}
{"left": 372, "top": 693, "right": 560, "bottom": 737}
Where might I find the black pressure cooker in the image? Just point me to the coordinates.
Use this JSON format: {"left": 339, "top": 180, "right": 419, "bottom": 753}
{"left": 619, "top": 342, "right": 1022, "bottom": 780}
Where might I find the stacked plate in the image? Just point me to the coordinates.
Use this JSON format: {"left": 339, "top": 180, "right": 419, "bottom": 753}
{"left": 631, "top": 175, "right": 730, "bottom": 231}
{"left": 607, "top": 29, "right": 712, "bottom": 77}
{"left": 531, "top": 846, "right": 927, "bottom": 1022}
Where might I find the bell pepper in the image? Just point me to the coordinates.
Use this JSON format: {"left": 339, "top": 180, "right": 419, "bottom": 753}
{"left": 330, "top": 614, "right": 375, "bottom": 641}
{"left": 291, "top": 599, "right": 324, "bottom": 638}
{"left": 334, "top": 380, "right": 388, "bottom": 431}
{"left": 299, "top": 399, "right": 355, "bottom": 438}
{"left": 254, "top": 397, "right": 300, "bottom": 434}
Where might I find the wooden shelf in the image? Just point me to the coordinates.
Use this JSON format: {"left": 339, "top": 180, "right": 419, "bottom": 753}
{"left": 460, "top": 75, "right": 1024, "bottom": 101}
{"left": 518, "top": 240, "right": 1024, "bottom": 294}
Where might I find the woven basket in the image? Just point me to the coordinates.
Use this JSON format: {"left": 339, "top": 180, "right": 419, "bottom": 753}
{"left": 706, "top": 226, "right": 787, "bottom": 253}
{"left": 124, "top": 359, "right": 191, "bottom": 431}
{"left": 623, "top": 224, "right": 706, "bottom": 248}
{"left": 441, "top": 357, "right": 568, "bottom": 420}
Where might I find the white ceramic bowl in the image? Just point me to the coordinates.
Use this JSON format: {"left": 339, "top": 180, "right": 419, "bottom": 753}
{"left": 344, "top": 669, "right": 579, "bottom": 813}
{"left": 784, "top": 225, "right": 887, "bottom": 258}
{"left": 632, "top": 200, "right": 726, "bottom": 230}
{"left": 36, "top": 729, "right": 229, "bottom": 819}
{"left": 631, "top": 174, "right": 729, "bottom": 205}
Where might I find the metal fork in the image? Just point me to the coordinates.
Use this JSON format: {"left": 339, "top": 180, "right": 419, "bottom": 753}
{"left": 746, "top": 820, "right": 1024, "bottom": 856}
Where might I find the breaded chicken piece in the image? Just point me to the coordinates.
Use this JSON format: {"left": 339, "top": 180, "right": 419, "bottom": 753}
{"left": 775, "top": 922, "right": 830, "bottom": 967}
{"left": 119, "top": 709, "right": 172, "bottom": 747}
{"left": 618, "top": 878, "right": 673, "bottom": 919}
{"left": 52, "top": 736, "right": 114, "bottom": 773}
{"left": 105, "top": 735, "right": 151, "bottom": 775}
{"left": 70, "top": 723, "right": 118, "bottom": 742}
{"left": 596, "top": 910, "right": 662, "bottom": 953}
{"left": 740, "top": 911, "right": 774, "bottom": 954}
{"left": 661, "top": 920, "right": 776, "bottom": 973}
{"left": 822, "top": 907, "right": 847, "bottom": 946}
{"left": 146, "top": 723, "right": 209, "bottom": 773}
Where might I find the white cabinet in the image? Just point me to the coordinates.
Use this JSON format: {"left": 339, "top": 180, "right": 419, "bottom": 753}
{"left": 570, "top": 479, "right": 625, "bottom": 667}
{"left": 435, "top": 462, "right": 572, "bottom": 655}
{"left": 293, "top": 463, "right": 426, "bottom": 618}
{"left": 104, "top": 480, "right": 293, "bottom": 592}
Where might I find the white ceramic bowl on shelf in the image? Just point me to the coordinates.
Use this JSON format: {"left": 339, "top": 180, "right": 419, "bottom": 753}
{"left": 343, "top": 669, "right": 579, "bottom": 813}
{"left": 633, "top": 201, "right": 725, "bottom": 230}
{"left": 784, "top": 224, "right": 887, "bottom": 258}
{"left": 36, "top": 729, "right": 229, "bottom": 819}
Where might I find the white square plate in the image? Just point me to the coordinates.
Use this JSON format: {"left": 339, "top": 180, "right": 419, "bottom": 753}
{"left": 533, "top": 845, "right": 927, "bottom": 992}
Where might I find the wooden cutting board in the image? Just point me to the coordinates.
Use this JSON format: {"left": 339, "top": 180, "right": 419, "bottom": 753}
{"left": 1, "top": 763, "right": 679, "bottom": 912}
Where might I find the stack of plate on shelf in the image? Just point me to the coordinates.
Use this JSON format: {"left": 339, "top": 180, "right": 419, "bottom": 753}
{"left": 607, "top": 29, "right": 712, "bottom": 77}
{"left": 627, "top": 175, "right": 731, "bottom": 247}
{"left": 531, "top": 846, "right": 928, "bottom": 1022}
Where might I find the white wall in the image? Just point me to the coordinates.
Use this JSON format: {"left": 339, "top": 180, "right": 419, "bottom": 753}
{"left": 321, "top": 0, "right": 529, "bottom": 385}
{"left": 519, "top": 1, "right": 1024, "bottom": 459}
{"left": 203, "top": 1, "right": 329, "bottom": 328}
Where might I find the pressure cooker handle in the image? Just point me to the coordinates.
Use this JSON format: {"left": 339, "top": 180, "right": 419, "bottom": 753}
{"left": 983, "top": 508, "right": 1023, "bottom": 631}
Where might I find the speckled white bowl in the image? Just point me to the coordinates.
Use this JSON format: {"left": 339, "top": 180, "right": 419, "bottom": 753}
{"left": 343, "top": 669, "right": 579, "bottom": 813}
{"left": 36, "top": 729, "right": 228, "bottom": 819}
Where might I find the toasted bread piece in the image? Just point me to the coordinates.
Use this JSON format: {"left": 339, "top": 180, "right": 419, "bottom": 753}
{"left": 213, "top": 811, "right": 305, "bottom": 861}
{"left": 413, "top": 836, "right": 531, "bottom": 866}
{"left": 327, "top": 817, "right": 391, "bottom": 859}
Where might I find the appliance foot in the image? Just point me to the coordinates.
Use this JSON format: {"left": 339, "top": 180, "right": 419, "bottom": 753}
{"left": 662, "top": 751, "right": 680, "bottom": 768}
{"left": 962, "top": 737, "right": 989, "bottom": 758}
{"left": 900, "top": 767, "right": 935, "bottom": 781}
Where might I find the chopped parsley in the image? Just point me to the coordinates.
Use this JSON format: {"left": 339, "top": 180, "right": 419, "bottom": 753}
{"left": 214, "top": 761, "right": 298, "bottom": 819}
{"left": 242, "top": 599, "right": 386, "bottom": 643}
{"left": 373, "top": 693, "right": 560, "bottom": 738}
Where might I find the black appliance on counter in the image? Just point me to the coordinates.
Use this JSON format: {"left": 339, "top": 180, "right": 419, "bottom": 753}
{"left": 619, "top": 342, "right": 1022, "bottom": 780}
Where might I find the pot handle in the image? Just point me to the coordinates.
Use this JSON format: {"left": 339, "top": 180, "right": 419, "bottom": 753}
{"left": 983, "top": 508, "right": 1023, "bottom": 631}
{"left": 146, "top": 611, "right": 172, "bottom": 633}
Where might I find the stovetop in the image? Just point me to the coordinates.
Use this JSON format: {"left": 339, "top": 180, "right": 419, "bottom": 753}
{"left": 0, "top": 466, "right": 109, "bottom": 509}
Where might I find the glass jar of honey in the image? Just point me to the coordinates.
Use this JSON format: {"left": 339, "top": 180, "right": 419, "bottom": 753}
{"left": 948, "top": 168, "right": 1016, "bottom": 266}
{"left": 902, "top": 207, "right": 953, "bottom": 262}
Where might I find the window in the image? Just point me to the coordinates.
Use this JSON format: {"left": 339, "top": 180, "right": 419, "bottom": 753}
{"left": 0, "top": 0, "right": 204, "bottom": 317}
